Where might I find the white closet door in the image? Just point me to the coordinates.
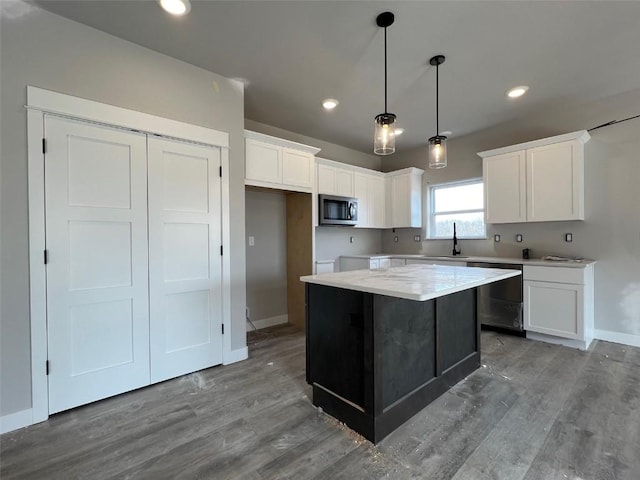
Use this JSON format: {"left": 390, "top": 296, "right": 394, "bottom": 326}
{"left": 148, "top": 137, "right": 223, "bottom": 383}
{"left": 45, "top": 115, "right": 150, "bottom": 414}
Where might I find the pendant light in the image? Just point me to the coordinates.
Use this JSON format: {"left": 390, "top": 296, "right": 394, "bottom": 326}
{"left": 428, "top": 55, "right": 447, "bottom": 169}
{"left": 374, "top": 12, "right": 397, "bottom": 155}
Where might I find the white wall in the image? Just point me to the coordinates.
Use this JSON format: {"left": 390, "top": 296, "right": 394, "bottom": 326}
{"left": 315, "top": 228, "right": 383, "bottom": 265}
{"left": 0, "top": 3, "right": 246, "bottom": 418}
{"left": 245, "top": 189, "right": 288, "bottom": 323}
{"left": 381, "top": 88, "right": 640, "bottom": 341}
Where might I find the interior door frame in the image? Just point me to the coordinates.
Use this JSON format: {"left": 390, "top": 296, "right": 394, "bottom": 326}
{"left": 27, "top": 86, "right": 232, "bottom": 424}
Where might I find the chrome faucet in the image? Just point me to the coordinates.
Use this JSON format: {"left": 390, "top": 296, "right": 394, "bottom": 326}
{"left": 452, "top": 222, "right": 461, "bottom": 256}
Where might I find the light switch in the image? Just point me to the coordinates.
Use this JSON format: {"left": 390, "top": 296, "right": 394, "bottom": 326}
{"left": 248, "top": 236, "right": 255, "bottom": 246}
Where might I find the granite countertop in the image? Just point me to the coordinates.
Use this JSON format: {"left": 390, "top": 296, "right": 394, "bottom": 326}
{"left": 339, "top": 254, "right": 595, "bottom": 268}
{"left": 300, "top": 264, "right": 521, "bottom": 301}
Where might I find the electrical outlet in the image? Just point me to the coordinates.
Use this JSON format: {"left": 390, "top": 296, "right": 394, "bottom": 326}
{"left": 494, "top": 234, "right": 501, "bottom": 242}
{"left": 394, "top": 236, "right": 399, "bottom": 243}
{"left": 565, "top": 233, "right": 573, "bottom": 242}
{"left": 516, "top": 234, "right": 523, "bottom": 243}
{"left": 350, "top": 236, "right": 355, "bottom": 243}
{"left": 248, "top": 236, "right": 255, "bottom": 246}
{"left": 414, "top": 235, "right": 421, "bottom": 242}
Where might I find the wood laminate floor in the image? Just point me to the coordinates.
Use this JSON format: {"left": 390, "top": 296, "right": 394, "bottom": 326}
{"left": 2, "top": 325, "right": 639, "bottom": 479}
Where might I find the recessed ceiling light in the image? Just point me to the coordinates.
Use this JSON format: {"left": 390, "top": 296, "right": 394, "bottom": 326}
{"left": 158, "top": 0, "right": 191, "bottom": 16}
{"left": 322, "top": 98, "right": 339, "bottom": 110}
{"left": 507, "top": 85, "right": 529, "bottom": 98}
{"left": 394, "top": 128, "right": 404, "bottom": 136}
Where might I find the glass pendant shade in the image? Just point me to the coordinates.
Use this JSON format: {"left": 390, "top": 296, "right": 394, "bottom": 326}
{"left": 374, "top": 113, "right": 397, "bottom": 155}
{"left": 428, "top": 135, "right": 447, "bottom": 169}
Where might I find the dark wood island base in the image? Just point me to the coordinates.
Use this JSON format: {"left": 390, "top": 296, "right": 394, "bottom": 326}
{"left": 305, "top": 283, "right": 480, "bottom": 444}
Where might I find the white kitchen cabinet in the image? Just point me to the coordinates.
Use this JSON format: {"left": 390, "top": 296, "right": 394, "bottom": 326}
{"left": 339, "top": 256, "right": 390, "bottom": 272}
{"left": 483, "top": 150, "right": 526, "bottom": 223}
{"left": 354, "top": 172, "right": 385, "bottom": 228}
{"left": 386, "top": 168, "right": 424, "bottom": 228}
{"left": 245, "top": 130, "right": 320, "bottom": 193}
{"left": 317, "top": 159, "right": 354, "bottom": 196}
{"left": 524, "top": 264, "right": 594, "bottom": 350}
{"left": 479, "top": 131, "right": 589, "bottom": 224}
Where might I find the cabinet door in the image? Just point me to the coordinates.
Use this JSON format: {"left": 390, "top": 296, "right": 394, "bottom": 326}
{"left": 389, "top": 174, "right": 422, "bottom": 228}
{"left": 369, "top": 259, "right": 380, "bottom": 269}
{"left": 524, "top": 280, "right": 584, "bottom": 340}
{"left": 336, "top": 169, "right": 354, "bottom": 196}
{"left": 483, "top": 150, "right": 526, "bottom": 223}
{"left": 317, "top": 164, "right": 337, "bottom": 194}
{"left": 354, "top": 173, "right": 369, "bottom": 228}
{"left": 378, "top": 258, "right": 391, "bottom": 269}
{"left": 526, "top": 140, "right": 584, "bottom": 221}
{"left": 368, "top": 175, "right": 385, "bottom": 228}
{"left": 245, "top": 139, "right": 281, "bottom": 184}
{"left": 282, "top": 148, "right": 313, "bottom": 189}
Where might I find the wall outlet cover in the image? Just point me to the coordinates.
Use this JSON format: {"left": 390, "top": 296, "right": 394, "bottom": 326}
{"left": 414, "top": 235, "right": 421, "bottom": 242}
{"left": 350, "top": 236, "right": 355, "bottom": 243}
{"left": 565, "top": 233, "right": 573, "bottom": 242}
{"left": 516, "top": 234, "right": 523, "bottom": 243}
{"left": 394, "top": 236, "right": 399, "bottom": 243}
{"left": 494, "top": 234, "right": 501, "bottom": 242}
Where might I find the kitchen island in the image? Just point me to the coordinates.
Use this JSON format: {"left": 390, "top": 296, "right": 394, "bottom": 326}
{"left": 300, "top": 264, "right": 521, "bottom": 443}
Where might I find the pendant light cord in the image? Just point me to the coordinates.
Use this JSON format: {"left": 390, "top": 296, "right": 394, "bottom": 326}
{"left": 435, "top": 62, "right": 439, "bottom": 135}
{"left": 384, "top": 26, "right": 388, "bottom": 114}
{"left": 588, "top": 113, "right": 640, "bottom": 132}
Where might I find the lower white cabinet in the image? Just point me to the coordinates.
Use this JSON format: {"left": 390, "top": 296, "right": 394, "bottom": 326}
{"left": 524, "top": 264, "right": 594, "bottom": 349}
{"left": 339, "top": 256, "right": 390, "bottom": 272}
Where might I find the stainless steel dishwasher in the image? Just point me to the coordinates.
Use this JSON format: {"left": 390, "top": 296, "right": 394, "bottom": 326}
{"left": 467, "top": 262, "right": 524, "bottom": 333}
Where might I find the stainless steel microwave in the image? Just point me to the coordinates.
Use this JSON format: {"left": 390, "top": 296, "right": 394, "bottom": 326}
{"left": 319, "top": 195, "right": 358, "bottom": 226}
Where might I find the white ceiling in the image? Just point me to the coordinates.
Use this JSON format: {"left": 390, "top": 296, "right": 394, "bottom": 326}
{"left": 32, "top": 0, "right": 640, "bottom": 154}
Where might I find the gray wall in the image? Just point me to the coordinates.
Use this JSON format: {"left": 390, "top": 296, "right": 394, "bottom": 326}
{"left": 315, "top": 228, "right": 383, "bottom": 265}
{"left": 381, "top": 88, "right": 640, "bottom": 338}
{"left": 245, "top": 189, "right": 287, "bottom": 322}
{"left": 0, "top": 3, "right": 246, "bottom": 417}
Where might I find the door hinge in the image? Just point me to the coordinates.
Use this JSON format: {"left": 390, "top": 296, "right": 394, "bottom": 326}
{"left": 44, "top": 250, "right": 49, "bottom": 265}
{"left": 42, "top": 138, "right": 47, "bottom": 154}
{"left": 219, "top": 166, "right": 222, "bottom": 177}
{"left": 220, "top": 245, "right": 223, "bottom": 256}
{"left": 222, "top": 324, "right": 225, "bottom": 335}
{"left": 46, "top": 360, "right": 50, "bottom": 375}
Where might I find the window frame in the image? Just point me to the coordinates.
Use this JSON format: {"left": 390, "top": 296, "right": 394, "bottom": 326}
{"left": 426, "top": 177, "right": 486, "bottom": 240}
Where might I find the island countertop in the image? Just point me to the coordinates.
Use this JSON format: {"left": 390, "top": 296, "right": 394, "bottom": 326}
{"left": 300, "top": 264, "right": 521, "bottom": 302}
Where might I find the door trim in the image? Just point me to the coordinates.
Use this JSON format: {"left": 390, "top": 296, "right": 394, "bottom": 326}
{"left": 27, "top": 86, "right": 232, "bottom": 425}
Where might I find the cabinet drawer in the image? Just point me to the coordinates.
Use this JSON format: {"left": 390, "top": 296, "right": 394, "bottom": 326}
{"left": 523, "top": 265, "right": 585, "bottom": 284}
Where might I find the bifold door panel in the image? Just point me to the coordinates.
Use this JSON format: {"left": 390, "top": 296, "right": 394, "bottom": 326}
{"left": 45, "top": 116, "right": 150, "bottom": 414}
{"left": 147, "top": 138, "right": 223, "bottom": 383}
{"left": 44, "top": 115, "right": 223, "bottom": 414}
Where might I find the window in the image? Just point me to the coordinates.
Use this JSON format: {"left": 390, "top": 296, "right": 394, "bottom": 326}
{"left": 427, "top": 179, "right": 486, "bottom": 239}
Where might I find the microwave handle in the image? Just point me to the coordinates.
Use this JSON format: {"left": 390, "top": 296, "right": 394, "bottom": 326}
{"left": 348, "top": 202, "right": 356, "bottom": 220}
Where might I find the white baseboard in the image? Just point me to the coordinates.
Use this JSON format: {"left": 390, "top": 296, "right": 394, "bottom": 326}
{"left": 594, "top": 329, "right": 640, "bottom": 348}
{"left": 249, "top": 314, "right": 289, "bottom": 331}
{"left": 526, "top": 332, "right": 590, "bottom": 351}
{"left": 1, "top": 408, "right": 33, "bottom": 434}
{"left": 224, "top": 346, "right": 248, "bottom": 365}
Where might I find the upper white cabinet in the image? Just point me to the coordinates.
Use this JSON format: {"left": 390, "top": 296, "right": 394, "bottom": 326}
{"left": 315, "top": 159, "right": 421, "bottom": 229}
{"left": 354, "top": 171, "right": 385, "bottom": 228}
{"left": 245, "top": 130, "right": 320, "bottom": 193}
{"left": 317, "top": 159, "right": 354, "bottom": 196}
{"left": 479, "top": 130, "right": 590, "bottom": 224}
{"left": 386, "top": 168, "right": 424, "bottom": 228}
